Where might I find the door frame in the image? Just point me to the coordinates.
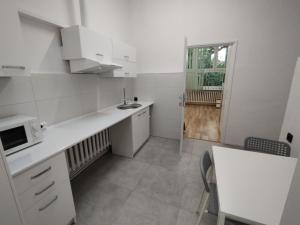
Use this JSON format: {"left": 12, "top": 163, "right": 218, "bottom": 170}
{"left": 180, "top": 40, "right": 238, "bottom": 146}
{"left": 179, "top": 37, "right": 188, "bottom": 154}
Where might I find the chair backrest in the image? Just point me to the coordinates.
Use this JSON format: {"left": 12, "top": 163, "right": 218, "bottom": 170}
{"left": 244, "top": 137, "right": 291, "bottom": 157}
{"left": 200, "top": 151, "right": 212, "bottom": 192}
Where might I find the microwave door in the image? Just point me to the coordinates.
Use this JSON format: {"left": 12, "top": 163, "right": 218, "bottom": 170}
{"left": 0, "top": 126, "right": 28, "bottom": 154}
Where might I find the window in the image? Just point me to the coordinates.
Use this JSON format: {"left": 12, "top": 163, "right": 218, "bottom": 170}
{"left": 186, "top": 45, "right": 228, "bottom": 90}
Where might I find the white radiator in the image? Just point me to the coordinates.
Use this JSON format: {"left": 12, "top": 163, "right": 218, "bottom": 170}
{"left": 65, "top": 128, "right": 111, "bottom": 179}
{"left": 186, "top": 90, "right": 223, "bottom": 105}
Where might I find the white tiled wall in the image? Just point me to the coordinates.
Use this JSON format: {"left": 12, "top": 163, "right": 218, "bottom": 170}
{"left": 135, "top": 73, "right": 185, "bottom": 140}
{"left": 98, "top": 77, "right": 135, "bottom": 109}
{"left": 0, "top": 73, "right": 135, "bottom": 126}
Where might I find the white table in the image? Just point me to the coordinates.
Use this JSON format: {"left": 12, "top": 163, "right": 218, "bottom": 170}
{"left": 212, "top": 146, "right": 297, "bottom": 225}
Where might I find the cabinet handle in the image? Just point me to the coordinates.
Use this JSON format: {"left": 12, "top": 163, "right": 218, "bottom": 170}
{"left": 35, "top": 181, "right": 55, "bottom": 196}
{"left": 38, "top": 195, "right": 58, "bottom": 212}
{"left": 31, "top": 166, "right": 52, "bottom": 180}
{"left": 124, "top": 55, "right": 129, "bottom": 59}
{"left": 96, "top": 53, "right": 104, "bottom": 57}
{"left": 124, "top": 72, "right": 130, "bottom": 76}
{"left": 2, "top": 65, "right": 26, "bottom": 70}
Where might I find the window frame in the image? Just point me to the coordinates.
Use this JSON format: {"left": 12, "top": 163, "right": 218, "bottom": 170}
{"left": 186, "top": 45, "right": 228, "bottom": 90}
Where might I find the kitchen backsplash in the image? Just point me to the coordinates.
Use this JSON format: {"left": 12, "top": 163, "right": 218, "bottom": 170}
{"left": 0, "top": 74, "right": 135, "bottom": 126}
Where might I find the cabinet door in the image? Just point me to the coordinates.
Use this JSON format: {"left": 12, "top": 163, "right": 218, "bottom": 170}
{"left": 0, "top": 0, "right": 27, "bottom": 77}
{"left": 62, "top": 26, "right": 113, "bottom": 64}
{"left": 132, "top": 112, "right": 144, "bottom": 153}
{"left": 80, "top": 27, "right": 112, "bottom": 63}
{"left": 94, "top": 32, "right": 112, "bottom": 64}
{"left": 108, "top": 59, "right": 136, "bottom": 78}
{"left": 141, "top": 108, "right": 150, "bottom": 142}
{"left": 132, "top": 108, "right": 150, "bottom": 154}
{"left": 127, "top": 61, "right": 137, "bottom": 77}
{"left": 112, "top": 39, "right": 136, "bottom": 62}
{"left": 0, "top": 149, "right": 24, "bottom": 225}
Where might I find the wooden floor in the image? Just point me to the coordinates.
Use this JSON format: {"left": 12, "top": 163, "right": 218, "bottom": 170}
{"left": 184, "top": 104, "right": 221, "bottom": 142}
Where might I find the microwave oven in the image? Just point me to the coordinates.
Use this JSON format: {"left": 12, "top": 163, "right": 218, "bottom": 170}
{"left": 0, "top": 115, "right": 43, "bottom": 156}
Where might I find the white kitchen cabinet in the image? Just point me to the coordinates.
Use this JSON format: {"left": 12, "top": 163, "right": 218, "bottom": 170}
{"left": 132, "top": 108, "right": 150, "bottom": 154}
{"left": 0, "top": 0, "right": 28, "bottom": 77}
{"left": 111, "top": 107, "right": 150, "bottom": 157}
{"left": 101, "top": 39, "right": 137, "bottom": 77}
{"left": 112, "top": 39, "right": 136, "bottom": 62}
{"left": 61, "top": 25, "right": 113, "bottom": 64}
{"left": 102, "top": 59, "right": 137, "bottom": 78}
{"left": 0, "top": 145, "right": 24, "bottom": 225}
{"left": 13, "top": 152, "right": 76, "bottom": 225}
{"left": 23, "top": 180, "right": 75, "bottom": 225}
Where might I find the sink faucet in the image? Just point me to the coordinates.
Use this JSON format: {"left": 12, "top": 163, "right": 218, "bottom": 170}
{"left": 122, "top": 88, "right": 127, "bottom": 105}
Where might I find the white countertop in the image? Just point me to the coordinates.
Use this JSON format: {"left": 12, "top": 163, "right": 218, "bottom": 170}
{"left": 213, "top": 146, "right": 297, "bottom": 225}
{"left": 7, "top": 101, "right": 154, "bottom": 176}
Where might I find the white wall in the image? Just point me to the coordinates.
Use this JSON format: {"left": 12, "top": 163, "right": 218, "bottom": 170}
{"left": 129, "top": 0, "right": 300, "bottom": 145}
{"left": 277, "top": 58, "right": 300, "bottom": 225}
{"left": 129, "top": 0, "right": 185, "bottom": 73}
{"left": 16, "top": 0, "right": 75, "bottom": 26}
{"left": 135, "top": 73, "right": 185, "bottom": 139}
{"left": 280, "top": 58, "right": 300, "bottom": 157}
{"left": 81, "top": 0, "right": 130, "bottom": 43}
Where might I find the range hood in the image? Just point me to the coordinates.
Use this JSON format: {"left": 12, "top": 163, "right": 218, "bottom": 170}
{"left": 69, "top": 58, "right": 122, "bottom": 74}
{"left": 61, "top": 25, "right": 122, "bottom": 74}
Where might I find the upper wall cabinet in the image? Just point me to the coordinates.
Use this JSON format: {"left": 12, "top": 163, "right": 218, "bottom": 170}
{"left": 0, "top": 0, "right": 28, "bottom": 77}
{"left": 101, "top": 39, "right": 137, "bottom": 78}
{"left": 62, "top": 26, "right": 113, "bottom": 64}
{"left": 61, "top": 26, "right": 124, "bottom": 74}
{"left": 112, "top": 39, "right": 136, "bottom": 63}
{"left": 61, "top": 25, "right": 137, "bottom": 76}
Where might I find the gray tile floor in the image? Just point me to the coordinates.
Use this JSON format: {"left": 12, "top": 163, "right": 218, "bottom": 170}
{"left": 71, "top": 137, "right": 222, "bottom": 225}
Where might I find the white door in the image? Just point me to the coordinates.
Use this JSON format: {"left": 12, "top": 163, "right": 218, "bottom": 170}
{"left": 0, "top": 141, "right": 25, "bottom": 225}
{"left": 179, "top": 38, "right": 188, "bottom": 154}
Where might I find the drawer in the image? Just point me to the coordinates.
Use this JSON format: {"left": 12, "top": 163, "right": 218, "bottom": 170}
{"left": 23, "top": 180, "right": 76, "bottom": 225}
{"left": 19, "top": 174, "right": 58, "bottom": 211}
{"left": 132, "top": 107, "right": 149, "bottom": 119}
{"left": 13, "top": 153, "right": 69, "bottom": 195}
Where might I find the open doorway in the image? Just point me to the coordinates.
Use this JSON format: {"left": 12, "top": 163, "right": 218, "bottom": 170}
{"left": 184, "top": 44, "right": 229, "bottom": 142}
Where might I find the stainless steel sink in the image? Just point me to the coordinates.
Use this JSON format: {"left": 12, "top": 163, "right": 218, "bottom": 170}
{"left": 117, "top": 103, "right": 142, "bottom": 110}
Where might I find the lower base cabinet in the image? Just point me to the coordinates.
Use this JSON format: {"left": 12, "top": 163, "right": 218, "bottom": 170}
{"left": 23, "top": 180, "right": 75, "bottom": 225}
{"left": 111, "top": 107, "right": 150, "bottom": 157}
{"left": 13, "top": 153, "right": 76, "bottom": 225}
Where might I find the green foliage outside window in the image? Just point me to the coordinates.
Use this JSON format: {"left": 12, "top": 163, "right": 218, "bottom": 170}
{"left": 186, "top": 45, "right": 228, "bottom": 89}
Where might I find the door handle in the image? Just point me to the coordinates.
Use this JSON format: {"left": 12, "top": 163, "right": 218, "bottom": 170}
{"left": 31, "top": 166, "right": 52, "bottom": 180}
{"left": 38, "top": 195, "right": 58, "bottom": 211}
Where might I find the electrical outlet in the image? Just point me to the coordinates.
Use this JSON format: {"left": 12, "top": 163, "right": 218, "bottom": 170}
{"left": 287, "top": 133, "right": 293, "bottom": 143}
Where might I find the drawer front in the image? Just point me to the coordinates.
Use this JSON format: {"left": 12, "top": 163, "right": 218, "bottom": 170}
{"left": 13, "top": 153, "right": 69, "bottom": 195}
{"left": 19, "top": 175, "right": 59, "bottom": 211}
{"left": 23, "top": 180, "right": 76, "bottom": 225}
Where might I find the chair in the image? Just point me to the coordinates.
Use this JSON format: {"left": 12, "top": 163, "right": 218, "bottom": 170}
{"left": 199, "top": 151, "right": 219, "bottom": 215}
{"left": 198, "top": 151, "right": 249, "bottom": 225}
{"left": 244, "top": 137, "right": 290, "bottom": 157}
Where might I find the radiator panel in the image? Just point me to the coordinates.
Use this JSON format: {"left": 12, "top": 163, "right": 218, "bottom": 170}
{"left": 65, "top": 128, "right": 111, "bottom": 179}
{"left": 186, "top": 90, "right": 223, "bottom": 105}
